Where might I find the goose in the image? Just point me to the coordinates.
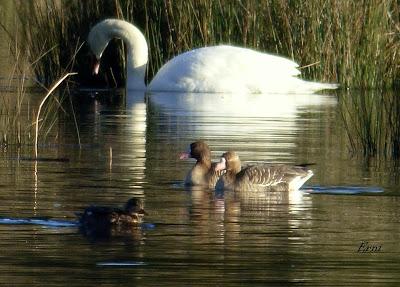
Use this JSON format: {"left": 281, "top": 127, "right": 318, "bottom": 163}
{"left": 88, "top": 18, "right": 338, "bottom": 93}
{"left": 179, "top": 140, "right": 224, "bottom": 188}
{"left": 214, "top": 151, "right": 313, "bottom": 192}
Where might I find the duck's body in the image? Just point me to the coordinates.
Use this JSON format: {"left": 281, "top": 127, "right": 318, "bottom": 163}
{"left": 180, "top": 141, "right": 224, "bottom": 188}
{"left": 77, "top": 198, "right": 146, "bottom": 229}
{"left": 88, "top": 19, "right": 338, "bottom": 94}
{"left": 215, "top": 151, "right": 313, "bottom": 192}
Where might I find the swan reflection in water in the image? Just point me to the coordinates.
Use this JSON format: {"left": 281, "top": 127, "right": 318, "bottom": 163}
{"left": 146, "top": 91, "right": 336, "bottom": 149}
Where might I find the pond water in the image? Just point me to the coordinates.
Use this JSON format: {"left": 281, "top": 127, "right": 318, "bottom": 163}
{"left": 0, "top": 88, "right": 399, "bottom": 286}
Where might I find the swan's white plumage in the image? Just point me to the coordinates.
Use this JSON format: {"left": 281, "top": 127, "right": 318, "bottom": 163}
{"left": 149, "top": 46, "right": 302, "bottom": 93}
{"left": 88, "top": 19, "right": 337, "bottom": 94}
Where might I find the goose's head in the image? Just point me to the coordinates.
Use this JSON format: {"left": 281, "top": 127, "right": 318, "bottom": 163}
{"left": 215, "top": 151, "right": 241, "bottom": 174}
{"left": 179, "top": 141, "right": 211, "bottom": 163}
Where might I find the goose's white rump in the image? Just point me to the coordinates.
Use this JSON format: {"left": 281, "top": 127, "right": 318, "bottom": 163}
{"left": 88, "top": 19, "right": 338, "bottom": 94}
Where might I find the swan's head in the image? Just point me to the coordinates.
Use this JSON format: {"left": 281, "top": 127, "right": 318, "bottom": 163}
{"left": 87, "top": 19, "right": 149, "bottom": 85}
{"left": 87, "top": 20, "right": 112, "bottom": 74}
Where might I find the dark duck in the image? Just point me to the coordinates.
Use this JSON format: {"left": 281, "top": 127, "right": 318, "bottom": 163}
{"left": 77, "top": 198, "right": 146, "bottom": 238}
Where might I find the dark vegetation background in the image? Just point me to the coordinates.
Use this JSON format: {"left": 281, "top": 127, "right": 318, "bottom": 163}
{"left": 14, "top": 0, "right": 400, "bottom": 89}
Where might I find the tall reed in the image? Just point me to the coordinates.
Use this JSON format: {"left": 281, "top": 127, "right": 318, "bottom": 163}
{"left": 16, "top": 1, "right": 126, "bottom": 87}
{"left": 13, "top": 0, "right": 400, "bottom": 89}
{"left": 0, "top": 36, "right": 76, "bottom": 147}
{"left": 340, "top": 89, "right": 400, "bottom": 159}
{"left": 0, "top": 41, "right": 32, "bottom": 146}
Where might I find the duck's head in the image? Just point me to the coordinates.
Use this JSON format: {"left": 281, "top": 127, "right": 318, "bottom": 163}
{"left": 124, "top": 198, "right": 146, "bottom": 216}
{"left": 179, "top": 140, "right": 211, "bottom": 163}
{"left": 215, "top": 151, "right": 241, "bottom": 174}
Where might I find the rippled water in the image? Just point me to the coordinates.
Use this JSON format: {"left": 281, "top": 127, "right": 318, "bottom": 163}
{"left": 0, "top": 90, "right": 399, "bottom": 286}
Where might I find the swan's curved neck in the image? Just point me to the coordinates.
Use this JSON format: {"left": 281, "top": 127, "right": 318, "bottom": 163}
{"left": 118, "top": 23, "right": 148, "bottom": 90}
{"left": 89, "top": 19, "right": 149, "bottom": 90}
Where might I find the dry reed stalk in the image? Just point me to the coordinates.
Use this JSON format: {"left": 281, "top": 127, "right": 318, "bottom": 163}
{"left": 34, "top": 72, "right": 76, "bottom": 158}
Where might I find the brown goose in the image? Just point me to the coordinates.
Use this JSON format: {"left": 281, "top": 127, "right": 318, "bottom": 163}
{"left": 179, "top": 141, "right": 224, "bottom": 188}
{"left": 215, "top": 151, "right": 313, "bottom": 192}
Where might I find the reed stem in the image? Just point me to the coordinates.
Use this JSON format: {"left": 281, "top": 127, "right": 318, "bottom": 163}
{"left": 34, "top": 73, "right": 77, "bottom": 158}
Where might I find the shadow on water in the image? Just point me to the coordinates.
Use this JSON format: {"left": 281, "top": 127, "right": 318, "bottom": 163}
{"left": 307, "top": 185, "right": 384, "bottom": 195}
{"left": 0, "top": 217, "right": 78, "bottom": 227}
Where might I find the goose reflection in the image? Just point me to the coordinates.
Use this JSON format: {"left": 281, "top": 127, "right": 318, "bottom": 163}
{"left": 186, "top": 184, "right": 313, "bottom": 247}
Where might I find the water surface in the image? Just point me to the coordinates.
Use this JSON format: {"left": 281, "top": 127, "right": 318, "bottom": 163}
{"left": 0, "top": 89, "right": 399, "bottom": 286}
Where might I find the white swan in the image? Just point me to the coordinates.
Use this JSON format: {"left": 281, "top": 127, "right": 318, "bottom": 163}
{"left": 88, "top": 19, "right": 337, "bottom": 94}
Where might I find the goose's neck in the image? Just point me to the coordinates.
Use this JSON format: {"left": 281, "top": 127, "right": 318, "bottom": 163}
{"left": 222, "top": 171, "right": 237, "bottom": 190}
{"left": 196, "top": 158, "right": 212, "bottom": 171}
